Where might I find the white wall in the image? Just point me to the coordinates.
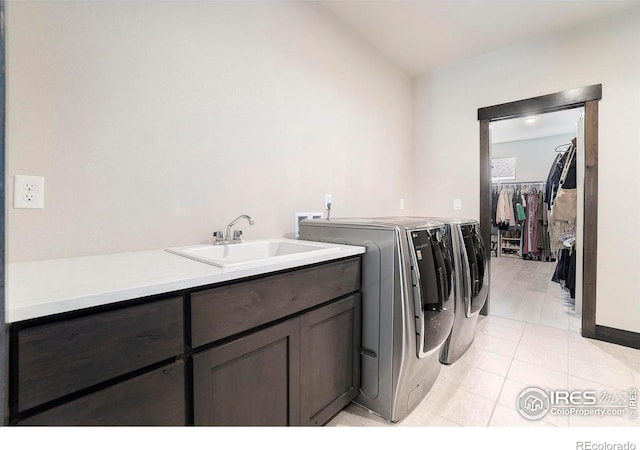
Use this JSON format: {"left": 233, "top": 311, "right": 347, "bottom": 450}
{"left": 491, "top": 133, "right": 574, "bottom": 184}
{"left": 413, "top": 8, "right": 640, "bottom": 333}
{"left": 6, "top": 0, "right": 413, "bottom": 262}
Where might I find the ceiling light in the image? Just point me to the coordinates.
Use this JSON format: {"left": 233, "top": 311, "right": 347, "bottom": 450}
{"left": 524, "top": 117, "right": 537, "bottom": 124}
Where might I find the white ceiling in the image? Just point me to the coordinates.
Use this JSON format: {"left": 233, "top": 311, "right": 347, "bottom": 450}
{"left": 490, "top": 107, "right": 583, "bottom": 143}
{"left": 320, "top": 0, "right": 639, "bottom": 75}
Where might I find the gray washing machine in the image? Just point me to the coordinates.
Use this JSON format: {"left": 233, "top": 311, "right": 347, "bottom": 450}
{"left": 299, "top": 217, "right": 455, "bottom": 422}
{"left": 430, "top": 218, "right": 489, "bottom": 364}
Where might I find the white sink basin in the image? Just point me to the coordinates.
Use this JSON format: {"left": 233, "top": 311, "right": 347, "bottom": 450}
{"left": 165, "top": 239, "right": 341, "bottom": 268}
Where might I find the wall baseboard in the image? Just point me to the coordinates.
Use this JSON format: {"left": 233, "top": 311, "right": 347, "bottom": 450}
{"left": 594, "top": 325, "right": 640, "bottom": 350}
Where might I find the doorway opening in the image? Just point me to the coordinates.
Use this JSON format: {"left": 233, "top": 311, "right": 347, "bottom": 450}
{"left": 477, "top": 84, "right": 601, "bottom": 339}
{"left": 488, "top": 108, "right": 584, "bottom": 331}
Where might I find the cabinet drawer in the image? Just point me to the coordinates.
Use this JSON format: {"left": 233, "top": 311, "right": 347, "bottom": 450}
{"left": 17, "top": 297, "right": 184, "bottom": 412}
{"left": 19, "top": 361, "right": 185, "bottom": 426}
{"left": 191, "top": 257, "right": 360, "bottom": 347}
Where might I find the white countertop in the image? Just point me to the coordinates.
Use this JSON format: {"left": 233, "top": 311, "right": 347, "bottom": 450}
{"left": 7, "top": 241, "right": 365, "bottom": 323}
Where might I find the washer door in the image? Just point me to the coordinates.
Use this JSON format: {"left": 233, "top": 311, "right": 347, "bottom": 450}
{"left": 409, "top": 228, "right": 455, "bottom": 358}
{"left": 459, "top": 224, "right": 489, "bottom": 317}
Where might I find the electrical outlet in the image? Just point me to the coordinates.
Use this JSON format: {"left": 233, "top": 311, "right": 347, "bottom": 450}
{"left": 400, "top": 198, "right": 405, "bottom": 210}
{"left": 453, "top": 198, "right": 462, "bottom": 210}
{"left": 15, "top": 175, "right": 45, "bottom": 209}
{"left": 325, "top": 194, "right": 332, "bottom": 208}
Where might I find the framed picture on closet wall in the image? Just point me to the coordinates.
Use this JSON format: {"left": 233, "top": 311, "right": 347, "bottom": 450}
{"left": 491, "top": 156, "right": 516, "bottom": 181}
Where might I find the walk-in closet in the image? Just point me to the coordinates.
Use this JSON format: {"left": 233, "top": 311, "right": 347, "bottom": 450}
{"left": 488, "top": 108, "right": 583, "bottom": 331}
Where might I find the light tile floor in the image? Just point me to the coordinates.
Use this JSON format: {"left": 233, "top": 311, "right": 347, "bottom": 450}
{"left": 490, "top": 256, "right": 581, "bottom": 331}
{"left": 327, "top": 258, "right": 640, "bottom": 427}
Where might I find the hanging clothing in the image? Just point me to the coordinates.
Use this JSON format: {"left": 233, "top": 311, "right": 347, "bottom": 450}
{"left": 547, "top": 138, "right": 578, "bottom": 299}
{"left": 546, "top": 141, "right": 577, "bottom": 211}
{"left": 492, "top": 183, "right": 548, "bottom": 261}
{"left": 545, "top": 153, "right": 564, "bottom": 209}
{"left": 516, "top": 203, "right": 526, "bottom": 221}
{"left": 524, "top": 192, "right": 536, "bottom": 254}
{"left": 507, "top": 190, "right": 516, "bottom": 227}
{"left": 552, "top": 248, "right": 576, "bottom": 299}
{"left": 553, "top": 145, "right": 577, "bottom": 221}
{"left": 548, "top": 209, "right": 576, "bottom": 255}
{"left": 561, "top": 146, "right": 577, "bottom": 189}
{"left": 495, "top": 188, "right": 513, "bottom": 229}
{"left": 538, "top": 192, "right": 551, "bottom": 261}
{"left": 491, "top": 188, "right": 500, "bottom": 226}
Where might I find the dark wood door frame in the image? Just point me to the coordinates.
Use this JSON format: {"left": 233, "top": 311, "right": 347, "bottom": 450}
{"left": 1, "top": 0, "right": 7, "bottom": 425}
{"left": 478, "top": 84, "right": 601, "bottom": 339}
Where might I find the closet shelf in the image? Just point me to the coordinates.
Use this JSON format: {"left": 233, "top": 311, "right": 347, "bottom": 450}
{"left": 498, "top": 229, "right": 523, "bottom": 258}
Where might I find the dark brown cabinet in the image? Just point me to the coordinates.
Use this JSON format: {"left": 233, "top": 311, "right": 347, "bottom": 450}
{"left": 193, "top": 318, "right": 301, "bottom": 426}
{"left": 9, "top": 256, "right": 361, "bottom": 426}
{"left": 192, "top": 293, "right": 361, "bottom": 426}
{"left": 300, "top": 294, "right": 360, "bottom": 426}
{"left": 16, "top": 297, "right": 184, "bottom": 412}
{"left": 190, "top": 258, "right": 360, "bottom": 347}
{"left": 189, "top": 257, "right": 361, "bottom": 426}
{"left": 20, "top": 361, "right": 185, "bottom": 426}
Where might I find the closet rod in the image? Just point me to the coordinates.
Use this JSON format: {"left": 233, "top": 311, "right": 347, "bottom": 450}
{"left": 491, "top": 181, "right": 546, "bottom": 185}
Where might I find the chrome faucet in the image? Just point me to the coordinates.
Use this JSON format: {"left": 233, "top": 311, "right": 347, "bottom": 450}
{"left": 212, "top": 231, "right": 225, "bottom": 245}
{"left": 213, "top": 214, "right": 254, "bottom": 245}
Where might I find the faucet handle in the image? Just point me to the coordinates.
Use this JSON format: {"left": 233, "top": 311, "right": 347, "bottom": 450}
{"left": 232, "top": 230, "right": 243, "bottom": 241}
{"left": 212, "top": 231, "right": 225, "bottom": 244}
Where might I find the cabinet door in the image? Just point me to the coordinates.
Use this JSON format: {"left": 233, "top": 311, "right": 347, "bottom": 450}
{"left": 300, "top": 294, "right": 360, "bottom": 426}
{"left": 192, "top": 318, "right": 300, "bottom": 426}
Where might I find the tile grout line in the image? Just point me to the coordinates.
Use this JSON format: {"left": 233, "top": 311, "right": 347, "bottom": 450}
{"left": 418, "top": 378, "right": 469, "bottom": 427}
{"left": 443, "top": 365, "right": 506, "bottom": 404}
{"left": 485, "top": 319, "right": 527, "bottom": 427}
{"left": 567, "top": 322, "right": 573, "bottom": 427}
{"left": 489, "top": 259, "right": 570, "bottom": 426}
